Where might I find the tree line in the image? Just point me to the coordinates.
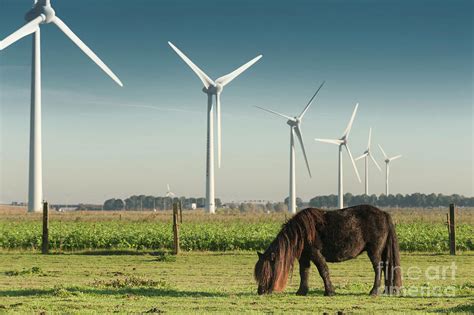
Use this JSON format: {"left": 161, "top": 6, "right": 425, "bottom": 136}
{"left": 102, "top": 193, "right": 473, "bottom": 211}
{"left": 103, "top": 195, "right": 222, "bottom": 211}
{"left": 309, "top": 193, "right": 474, "bottom": 208}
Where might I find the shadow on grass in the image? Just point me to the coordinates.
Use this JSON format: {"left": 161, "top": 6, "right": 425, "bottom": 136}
{"left": 0, "top": 287, "right": 227, "bottom": 298}
{"left": 401, "top": 252, "right": 474, "bottom": 257}
{"left": 433, "top": 303, "right": 474, "bottom": 313}
{"left": 233, "top": 289, "right": 368, "bottom": 297}
{"left": 73, "top": 250, "right": 177, "bottom": 262}
{"left": 70, "top": 250, "right": 170, "bottom": 256}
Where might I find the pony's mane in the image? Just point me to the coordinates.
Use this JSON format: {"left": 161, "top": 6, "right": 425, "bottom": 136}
{"left": 264, "top": 208, "right": 324, "bottom": 291}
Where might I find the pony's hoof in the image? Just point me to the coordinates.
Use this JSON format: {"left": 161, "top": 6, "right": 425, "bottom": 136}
{"left": 324, "top": 291, "right": 335, "bottom": 296}
{"left": 370, "top": 290, "right": 379, "bottom": 296}
{"left": 296, "top": 288, "right": 308, "bottom": 296}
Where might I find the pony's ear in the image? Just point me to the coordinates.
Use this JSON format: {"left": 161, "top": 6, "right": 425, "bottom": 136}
{"left": 257, "top": 251, "right": 263, "bottom": 259}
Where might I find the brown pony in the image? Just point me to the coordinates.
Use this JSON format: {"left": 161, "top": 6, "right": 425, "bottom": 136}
{"left": 254, "top": 205, "right": 401, "bottom": 296}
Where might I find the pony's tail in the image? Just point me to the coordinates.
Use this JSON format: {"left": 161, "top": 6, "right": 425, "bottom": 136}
{"left": 383, "top": 213, "right": 402, "bottom": 295}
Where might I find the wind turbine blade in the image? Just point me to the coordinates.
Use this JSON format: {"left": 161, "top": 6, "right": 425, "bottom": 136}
{"left": 367, "top": 127, "right": 372, "bottom": 149}
{"left": 378, "top": 144, "right": 388, "bottom": 159}
{"left": 0, "top": 16, "right": 43, "bottom": 50}
{"left": 345, "top": 144, "right": 361, "bottom": 183}
{"left": 167, "top": 184, "right": 171, "bottom": 192}
{"left": 342, "top": 103, "right": 359, "bottom": 139}
{"left": 294, "top": 126, "right": 311, "bottom": 177}
{"left": 52, "top": 17, "right": 123, "bottom": 87}
{"left": 390, "top": 155, "right": 402, "bottom": 161}
{"left": 369, "top": 153, "right": 382, "bottom": 171}
{"left": 315, "top": 138, "right": 343, "bottom": 145}
{"left": 355, "top": 153, "right": 368, "bottom": 161}
{"left": 168, "top": 41, "right": 215, "bottom": 88}
{"left": 215, "top": 55, "right": 262, "bottom": 87}
{"left": 255, "top": 106, "right": 293, "bottom": 121}
{"left": 298, "top": 81, "right": 325, "bottom": 120}
{"left": 216, "top": 93, "right": 222, "bottom": 168}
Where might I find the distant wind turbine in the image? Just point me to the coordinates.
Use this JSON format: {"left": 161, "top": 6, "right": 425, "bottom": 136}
{"left": 166, "top": 184, "right": 176, "bottom": 198}
{"left": 355, "top": 128, "right": 381, "bottom": 195}
{"left": 315, "top": 103, "right": 362, "bottom": 209}
{"left": 0, "top": 0, "right": 122, "bottom": 212}
{"left": 168, "top": 41, "right": 262, "bottom": 214}
{"left": 165, "top": 184, "right": 176, "bottom": 210}
{"left": 256, "top": 82, "right": 325, "bottom": 214}
{"left": 378, "top": 145, "right": 402, "bottom": 195}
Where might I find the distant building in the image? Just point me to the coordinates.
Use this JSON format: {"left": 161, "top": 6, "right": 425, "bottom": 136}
{"left": 11, "top": 201, "right": 27, "bottom": 206}
{"left": 227, "top": 200, "right": 273, "bottom": 205}
{"left": 58, "top": 207, "right": 78, "bottom": 212}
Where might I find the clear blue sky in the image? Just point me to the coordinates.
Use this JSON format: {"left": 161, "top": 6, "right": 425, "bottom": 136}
{"left": 0, "top": 0, "right": 472, "bottom": 204}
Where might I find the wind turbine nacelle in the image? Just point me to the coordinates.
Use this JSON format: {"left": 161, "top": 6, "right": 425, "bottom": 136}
{"left": 202, "top": 84, "right": 222, "bottom": 95}
{"left": 286, "top": 118, "right": 298, "bottom": 127}
{"left": 25, "top": 0, "right": 55, "bottom": 23}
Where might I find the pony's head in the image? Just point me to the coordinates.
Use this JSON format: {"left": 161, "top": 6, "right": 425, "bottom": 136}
{"left": 254, "top": 249, "right": 290, "bottom": 295}
{"left": 254, "top": 251, "right": 276, "bottom": 295}
{"left": 254, "top": 209, "right": 321, "bottom": 295}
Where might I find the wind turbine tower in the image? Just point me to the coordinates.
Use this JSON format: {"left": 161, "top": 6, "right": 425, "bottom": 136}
{"left": 315, "top": 103, "right": 362, "bottom": 209}
{"left": 0, "top": 0, "right": 122, "bottom": 212}
{"left": 355, "top": 128, "right": 381, "bottom": 195}
{"left": 378, "top": 145, "right": 402, "bottom": 195}
{"left": 256, "top": 82, "right": 325, "bottom": 214}
{"left": 168, "top": 42, "right": 262, "bottom": 214}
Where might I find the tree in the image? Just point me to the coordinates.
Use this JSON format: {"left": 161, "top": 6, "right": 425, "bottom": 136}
{"left": 296, "top": 197, "right": 304, "bottom": 208}
{"left": 239, "top": 203, "right": 251, "bottom": 212}
{"left": 274, "top": 202, "right": 288, "bottom": 212}
{"left": 344, "top": 193, "right": 354, "bottom": 206}
{"left": 113, "top": 199, "right": 125, "bottom": 210}
{"left": 103, "top": 199, "right": 116, "bottom": 210}
{"left": 284, "top": 197, "right": 304, "bottom": 208}
{"left": 265, "top": 202, "right": 274, "bottom": 212}
{"left": 196, "top": 198, "right": 206, "bottom": 208}
{"left": 144, "top": 196, "right": 155, "bottom": 210}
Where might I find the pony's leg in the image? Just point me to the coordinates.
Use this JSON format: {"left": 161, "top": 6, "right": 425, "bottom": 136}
{"left": 367, "top": 246, "right": 383, "bottom": 296}
{"left": 296, "top": 251, "right": 311, "bottom": 296}
{"left": 311, "top": 249, "right": 335, "bottom": 296}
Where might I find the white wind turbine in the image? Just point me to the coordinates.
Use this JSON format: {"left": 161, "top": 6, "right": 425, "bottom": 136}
{"left": 355, "top": 128, "right": 381, "bottom": 195}
{"left": 165, "top": 184, "right": 176, "bottom": 210}
{"left": 315, "top": 103, "right": 362, "bottom": 209}
{"left": 0, "top": 0, "right": 122, "bottom": 212}
{"left": 255, "top": 82, "right": 325, "bottom": 214}
{"left": 168, "top": 41, "right": 262, "bottom": 214}
{"left": 166, "top": 184, "right": 176, "bottom": 198}
{"left": 378, "top": 145, "right": 402, "bottom": 195}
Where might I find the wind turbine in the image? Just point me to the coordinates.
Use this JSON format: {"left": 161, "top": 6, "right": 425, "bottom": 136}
{"left": 168, "top": 41, "right": 262, "bottom": 214}
{"left": 166, "top": 184, "right": 176, "bottom": 198}
{"left": 315, "top": 103, "right": 362, "bottom": 209}
{"left": 355, "top": 128, "right": 381, "bottom": 195}
{"left": 0, "top": 0, "right": 122, "bottom": 212}
{"left": 378, "top": 145, "right": 402, "bottom": 195}
{"left": 255, "top": 82, "right": 325, "bottom": 214}
{"left": 165, "top": 184, "right": 176, "bottom": 210}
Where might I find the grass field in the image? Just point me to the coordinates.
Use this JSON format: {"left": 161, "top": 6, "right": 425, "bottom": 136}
{"left": 0, "top": 251, "right": 472, "bottom": 313}
{"left": 0, "top": 206, "right": 473, "bottom": 313}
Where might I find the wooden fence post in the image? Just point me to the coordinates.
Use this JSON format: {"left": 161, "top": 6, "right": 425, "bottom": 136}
{"left": 172, "top": 202, "right": 180, "bottom": 255}
{"left": 449, "top": 204, "right": 456, "bottom": 255}
{"left": 42, "top": 201, "right": 49, "bottom": 254}
{"left": 179, "top": 200, "right": 183, "bottom": 224}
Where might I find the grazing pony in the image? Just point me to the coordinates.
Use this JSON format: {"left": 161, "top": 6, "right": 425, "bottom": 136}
{"left": 254, "top": 205, "right": 401, "bottom": 296}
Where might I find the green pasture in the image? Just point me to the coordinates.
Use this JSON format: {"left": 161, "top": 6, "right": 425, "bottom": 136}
{"left": 0, "top": 251, "right": 472, "bottom": 313}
